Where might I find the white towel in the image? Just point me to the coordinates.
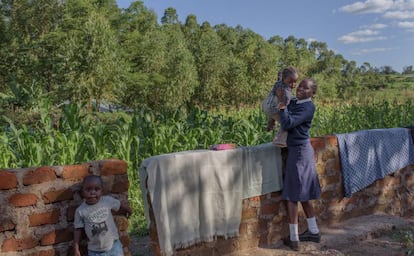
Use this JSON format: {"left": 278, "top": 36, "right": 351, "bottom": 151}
{"left": 139, "top": 143, "right": 283, "bottom": 255}
{"left": 241, "top": 143, "right": 283, "bottom": 198}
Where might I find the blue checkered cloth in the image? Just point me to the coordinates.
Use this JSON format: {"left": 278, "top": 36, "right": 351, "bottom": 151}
{"left": 336, "top": 128, "right": 414, "bottom": 198}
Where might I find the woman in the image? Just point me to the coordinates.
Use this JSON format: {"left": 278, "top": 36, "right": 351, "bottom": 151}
{"left": 277, "top": 78, "right": 321, "bottom": 251}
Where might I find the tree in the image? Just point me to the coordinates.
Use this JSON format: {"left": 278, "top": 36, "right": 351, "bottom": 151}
{"left": 191, "top": 21, "right": 229, "bottom": 108}
{"left": 120, "top": 5, "right": 198, "bottom": 111}
{"left": 57, "top": 0, "right": 125, "bottom": 109}
{"left": 280, "top": 36, "right": 299, "bottom": 67}
{"left": 402, "top": 66, "right": 413, "bottom": 74}
{"left": 337, "top": 60, "right": 362, "bottom": 98}
{"left": 380, "top": 66, "right": 396, "bottom": 75}
{"left": 161, "top": 7, "right": 179, "bottom": 25}
{"left": 0, "top": 0, "right": 64, "bottom": 105}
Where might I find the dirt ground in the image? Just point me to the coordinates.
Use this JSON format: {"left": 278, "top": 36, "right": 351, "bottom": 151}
{"left": 131, "top": 213, "right": 414, "bottom": 256}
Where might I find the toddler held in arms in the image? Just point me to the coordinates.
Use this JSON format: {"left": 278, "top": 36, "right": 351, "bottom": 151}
{"left": 266, "top": 66, "right": 298, "bottom": 147}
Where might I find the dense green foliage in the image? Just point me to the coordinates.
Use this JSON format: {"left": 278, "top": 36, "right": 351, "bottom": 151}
{"left": 1, "top": 0, "right": 413, "bottom": 115}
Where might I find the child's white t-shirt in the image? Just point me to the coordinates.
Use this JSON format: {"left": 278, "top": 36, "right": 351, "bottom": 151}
{"left": 74, "top": 195, "right": 120, "bottom": 252}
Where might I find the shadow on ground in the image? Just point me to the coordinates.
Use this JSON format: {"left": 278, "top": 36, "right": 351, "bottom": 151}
{"left": 132, "top": 213, "right": 414, "bottom": 256}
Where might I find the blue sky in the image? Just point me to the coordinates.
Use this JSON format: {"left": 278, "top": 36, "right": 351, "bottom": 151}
{"left": 116, "top": 0, "right": 414, "bottom": 73}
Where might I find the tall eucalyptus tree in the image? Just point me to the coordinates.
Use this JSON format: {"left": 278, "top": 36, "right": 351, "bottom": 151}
{"left": 57, "top": 0, "right": 125, "bottom": 110}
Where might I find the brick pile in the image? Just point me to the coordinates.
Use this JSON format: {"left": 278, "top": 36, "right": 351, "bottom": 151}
{"left": 0, "top": 159, "right": 130, "bottom": 256}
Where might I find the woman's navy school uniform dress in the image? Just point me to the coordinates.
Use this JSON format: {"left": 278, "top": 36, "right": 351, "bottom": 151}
{"left": 279, "top": 98, "right": 321, "bottom": 202}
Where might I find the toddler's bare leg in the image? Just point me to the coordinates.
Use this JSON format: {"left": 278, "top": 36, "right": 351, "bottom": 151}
{"left": 273, "top": 128, "right": 288, "bottom": 147}
{"left": 267, "top": 117, "right": 276, "bottom": 131}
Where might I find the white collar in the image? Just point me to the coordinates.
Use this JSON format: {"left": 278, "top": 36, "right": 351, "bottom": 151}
{"left": 296, "top": 98, "right": 312, "bottom": 104}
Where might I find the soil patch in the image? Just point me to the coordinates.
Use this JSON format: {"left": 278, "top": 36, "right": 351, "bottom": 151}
{"left": 131, "top": 213, "right": 414, "bottom": 256}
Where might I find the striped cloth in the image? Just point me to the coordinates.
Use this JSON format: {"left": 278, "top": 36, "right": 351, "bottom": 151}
{"left": 336, "top": 127, "right": 414, "bottom": 198}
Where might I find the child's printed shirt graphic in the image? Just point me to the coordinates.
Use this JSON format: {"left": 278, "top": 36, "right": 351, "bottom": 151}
{"left": 74, "top": 196, "right": 121, "bottom": 252}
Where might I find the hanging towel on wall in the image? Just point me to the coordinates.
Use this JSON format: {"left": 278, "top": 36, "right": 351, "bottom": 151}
{"left": 139, "top": 143, "right": 283, "bottom": 256}
{"left": 336, "top": 127, "right": 414, "bottom": 198}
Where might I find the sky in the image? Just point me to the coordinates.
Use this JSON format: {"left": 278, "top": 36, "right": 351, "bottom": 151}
{"left": 116, "top": 0, "right": 414, "bottom": 73}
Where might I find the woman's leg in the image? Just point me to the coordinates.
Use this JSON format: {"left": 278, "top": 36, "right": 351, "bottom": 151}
{"left": 283, "top": 200, "right": 300, "bottom": 250}
{"left": 300, "top": 201, "right": 321, "bottom": 241}
{"left": 287, "top": 200, "right": 299, "bottom": 224}
{"left": 301, "top": 201, "right": 315, "bottom": 218}
{"left": 287, "top": 200, "right": 299, "bottom": 241}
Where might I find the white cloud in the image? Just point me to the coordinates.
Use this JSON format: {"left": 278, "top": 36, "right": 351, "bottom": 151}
{"left": 393, "top": 0, "right": 414, "bottom": 10}
{"left": 339, "top": 0, "right": 414, "bottom": 15}
{"left": 383, "top": 11, "right": 414, "bottom": 19}
{"left": 362, "top": 23, "right": 388, "bottom": 29}
{"left": 339, "top": 35, "right": 387, "bottom": 43}
{"left": 397, "top": 21, "right": 414, "bottom": 28}
{"left": 338, "top": 29, "right": 387, "bottom": 43}
{"left": 351, "top": 47, "right": 394, "bottom": 55}
{"left": 352, "top": 29, "right": 381, "bottom": 36}
{"left": 340, "top": 0, "right": 394, "bottom": 14}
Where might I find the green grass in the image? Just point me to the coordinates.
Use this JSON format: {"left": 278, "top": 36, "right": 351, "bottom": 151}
{"left": 391, "top": 228, "right": 414, "bottom": 255}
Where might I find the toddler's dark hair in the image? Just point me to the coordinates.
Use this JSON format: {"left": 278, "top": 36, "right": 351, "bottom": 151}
{"left": 82, "top": 174, "right": 103, "bottom": 187}
{"left": 282, "top": 66, "right": 298, "bottom": 80}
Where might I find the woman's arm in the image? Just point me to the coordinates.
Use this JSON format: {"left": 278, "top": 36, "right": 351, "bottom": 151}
{"left": 279, "top": 104, "right": 314, "bottom": 130}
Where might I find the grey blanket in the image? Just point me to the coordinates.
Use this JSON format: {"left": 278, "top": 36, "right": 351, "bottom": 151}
{"left": 336, "top": 128, "right": 414, "bottom": 198}
{"left": 139, "top": 143, "right": 283, "bottom": 255}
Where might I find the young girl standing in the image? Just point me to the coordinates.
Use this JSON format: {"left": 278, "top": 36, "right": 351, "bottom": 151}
{"left": 277, "top": 78, "right": 321, "bottom": 251}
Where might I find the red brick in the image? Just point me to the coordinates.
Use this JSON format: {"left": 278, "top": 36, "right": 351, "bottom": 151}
{"left": 325, "top": 175, "right": 341, "bottom": 186}
{"left": 29, "top": 209, "right": 60, "bottom": 226}
{"left": 114, "top": 216, "right": 129, "bottom": 231}
{"left": 112, "top": 175, "right": 129, "bottom": 193}
{"left": 241, "top": 208, "right": 257, "bottom": 220}
{"left": 66, "top": 205, "right": 77, "bottom": 221}
{"left": 9, "top": 193, "right": 37, "bottom": 207}
{"left": 239, "top": 223, "right": 248, "bottom": 235}
{"left": 41, "top": 228, "right": 73, "bottom": 245}
{"left": 39, "top": 249, "right": 56, "bottom": 256}
{"left": 325, "top": 135, "right": 338, "bottom": 146}
{"left": 260, "top": 203, "right": 279, "bottom": 215}
{"left": 23, "top": 167, "right": 56, "bottom": 185}
{"left": 269, "top": 191, "right": 282, "bottom": 199}
{"left": 0, "top": 171, "right": 18, "bottom": 190}
{"left": 310, "top": 137, "right": 325, "bottom": 151}
{"left": 62, "top": 164, "right": 91, "bottom": 181}
{"left": 248, "top": 196, "right": 261, "bottom": 202}
{"left": 0, "top": 220, "right": 15, "bottom": 232}
{"left": 99, "top": 159, "right": 127, "bottom": 175}
{"left": 1, "top": 236, "right": 38, "bottom": 252}
{"left": 405, "top": 172, "right": 414, "bottom": 186}
{"left": 42, "top": 188, "right": 73, "bottom": 204}
{"left": 26, "top": 249, "right": 56, "bottom": 256}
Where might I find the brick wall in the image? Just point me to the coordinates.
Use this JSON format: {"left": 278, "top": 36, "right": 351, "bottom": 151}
{"left": 146, "top": 134, "right": 414, "bottom": 256}
{"left": 0, "top": 159, "right": 131, "bottom": 256}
